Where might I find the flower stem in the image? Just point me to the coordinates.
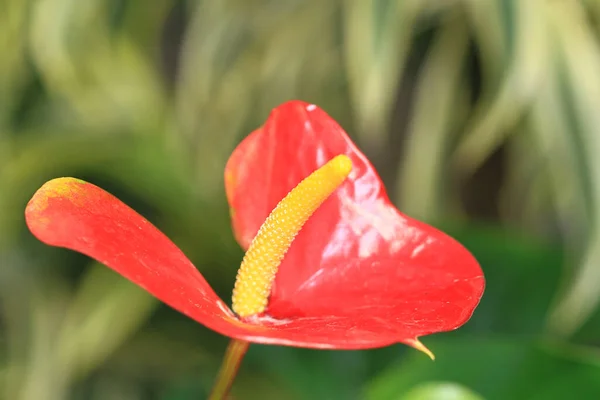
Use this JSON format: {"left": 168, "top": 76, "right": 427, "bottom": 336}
{"left": 208, "top": 339, "right": 250, "bottom": 400}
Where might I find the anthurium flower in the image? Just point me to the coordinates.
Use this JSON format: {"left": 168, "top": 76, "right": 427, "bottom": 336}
{"left": 25, "top": 100, "right": 484, "bottom": 397}
{"left": 224, "top": 101, "right": 484, "bottom": 353}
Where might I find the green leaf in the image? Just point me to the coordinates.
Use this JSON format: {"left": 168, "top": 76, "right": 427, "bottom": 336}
{"left": 343, "top": 0, "right": 420, "bottom": 151}
{"left": 246, "top": 346, "right": 369, "bottom": 400}
{"left": 544, "top": 0, "right": 600, "bottom": 336}
{"left": 400, "top": 382, "right": 485, "bottom": 400}
{"left": 454, "top": 0, "right": 549, "bottom": 176}
{"left": 0, "top": 0, "right": 30, "bottom": 128}
{"left": 365, "top": 338, "right": 600, "bottom": 400}
{"left": 443, "top": 224, "right": 563, "bottom": 335}
{"left": 56, "top": 262, "right": 158, "bottom": 382}
{"left": 397, "top": 14, "right": 469, "bottom": 219}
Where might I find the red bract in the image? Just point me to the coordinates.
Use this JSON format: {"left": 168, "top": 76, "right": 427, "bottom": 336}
{"left": 25, "top": 101, "right": 484, "bottom": 356}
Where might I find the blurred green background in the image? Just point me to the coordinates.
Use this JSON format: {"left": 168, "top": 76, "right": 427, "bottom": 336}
{"left": 2, "top": 0, "right": 600, "bottom": 399}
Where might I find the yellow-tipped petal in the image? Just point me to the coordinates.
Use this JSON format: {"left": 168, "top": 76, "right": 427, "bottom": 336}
{"left": 231, "top": 155, "right": 352, "bottom": 317}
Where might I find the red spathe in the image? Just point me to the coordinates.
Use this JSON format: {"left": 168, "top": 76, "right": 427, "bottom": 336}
{"left": 226, "top": 100, "right": 484, "bottom": 342}
{"left": 25, "top": 100, "right": 484, "bottom": 353}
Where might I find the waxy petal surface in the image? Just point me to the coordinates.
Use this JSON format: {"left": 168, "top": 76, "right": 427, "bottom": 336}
{"left": 25, "top": 178, "right": 236, "bottom": 332}
{"left": 225, "top": 101, "right": 485, "bottom": 343}
{"left": 25, "top": 178, "right": 437, "bottom": 350}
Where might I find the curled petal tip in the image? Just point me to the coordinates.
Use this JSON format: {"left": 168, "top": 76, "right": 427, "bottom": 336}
{"left": 406, "top": 338, "right": 435, "bottom": 360}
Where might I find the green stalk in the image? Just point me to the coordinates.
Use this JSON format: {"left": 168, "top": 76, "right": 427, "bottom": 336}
{"left": 208, "top": 339, "right": 250, "bottom": 400}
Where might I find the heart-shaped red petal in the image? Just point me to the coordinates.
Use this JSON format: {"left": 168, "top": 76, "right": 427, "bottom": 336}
{"left": 225, "top": 101, "right": 485, "bottom": 343}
